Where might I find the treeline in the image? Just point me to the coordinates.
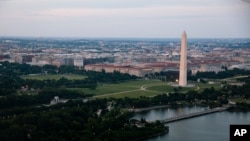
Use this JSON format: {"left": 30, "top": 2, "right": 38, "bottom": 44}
{"left": 145, "top": 68, "right": 250, "bottom": 82}
{"left": 193, "top": 68, "right": 250, "bottom": 79}
{"left": 0, "top": 61, "right": 137, "bottom": 79}
{"left": 0, "top": 88, "right": 91, "bottom": 110}
{"left": 0, "top": 100, "right": 167, "bottom": 141}
{"left": 114, "top": 87, "right": 228, "bottom": 109}
{"left": 0, "top": 61, "right": 83, "bottom": 75}
{"left": 228, "top": 102, "right": 250, "bottom": 112}
{"left": 20, "top": 78, "right": 98, "bottom": 90}
{"left": 87, "top": 70, "right": 137, "bottom": 83}
{"left": 220, "top": 76, "right": 250, "bottom": 99}
{"left": 0, "top": 76, "right": 97, "bottom": 96}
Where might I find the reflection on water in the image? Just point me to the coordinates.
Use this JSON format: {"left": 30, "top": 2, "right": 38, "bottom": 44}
{"left": 132, "top": 106, "right": 209, "bottom": 122}
{"left": 132, "top": 107, "right": 250, "bottom": 141}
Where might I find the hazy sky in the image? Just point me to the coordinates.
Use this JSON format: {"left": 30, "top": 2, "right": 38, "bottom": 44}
{"left": 0, "top": 0, "right": 249, "bottom": 38}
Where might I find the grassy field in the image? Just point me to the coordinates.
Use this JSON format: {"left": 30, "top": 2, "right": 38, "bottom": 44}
{"left": 70, "top": 80, "right": 163, "bottom": 94}
{"left": 21, "top": 76, "right": 223, "bottom": 98}
{"left": 196, "top": 82, "right": 222, "bottom": 92}
{"left": 69, "top": 79, "right": 222, "bottom": 99}
{"left": 146, "top": 84, "right": 194, "bottom": 93}
{"left": 21, "top": 74, "right": 87, "bottom": 80}
{"left": 95, "top": 90, "right": 158, "bottom": 99}
{"left": 70, "top": 80, "right": 166, "bottom": 97}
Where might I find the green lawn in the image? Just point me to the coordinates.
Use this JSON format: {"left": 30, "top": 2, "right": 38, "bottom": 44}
{"left": 21, "top": 75, "right": 221, "bottom": 97}
{"left": 146, "top": 84, "right": 174, "bottom": 92}
{"left": 70, "top": 80, "right": 192, "bottom": 98}
{"left": 21, "top": 74, "right": 87, "bottom": 80}
{"left": 196, "top": 82, "right": 222, "bottom": 92}
{"left": 95, "top": 90, "right": 158, "bottom": 99}
{"left": 70, "top": 84, "right": 138, "bottom": 95}
{"left": 69, "top": 80, "right": 166, "bottom": 96}
{"left": 69, "top": 79, "right": 224, "bottom": 99}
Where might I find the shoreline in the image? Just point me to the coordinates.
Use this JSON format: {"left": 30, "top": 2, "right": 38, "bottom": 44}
{"left": 128, "top": 105, "right": 170, "bottom": 113}
{"left": 130, "top": 127, "right": 169, "bottom": 141}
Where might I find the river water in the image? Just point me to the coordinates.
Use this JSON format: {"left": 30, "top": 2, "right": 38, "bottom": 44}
{"left": 132, "top": 106, "right": 250, "bottom": 141}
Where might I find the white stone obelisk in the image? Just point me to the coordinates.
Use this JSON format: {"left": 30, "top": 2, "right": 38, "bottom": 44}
{"left": 179, "top": 31, "right": 187, "bottom": 86}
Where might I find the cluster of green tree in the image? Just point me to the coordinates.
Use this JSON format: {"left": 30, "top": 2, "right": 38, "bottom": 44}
{"left": 114, "top": 87, "right": 228, "bottom": 109}
{"left": 145, "top": 68, "right": 250, "bottom": 82}
{"left": 0, "top": 61, "right": 87, "bottom": 75}
{"left": 237, "top": 76, "right": 250, "bottom": 84}
{"left": 87, "top": 70, "right": 137, "bottom": 83}
{"left": 0, "top": 100, "right": 167, "bottom": 141}
{"left": 0, "top": 88, "right": 91, "bottom": 111}
{"left": 221, "top": 76, "right": 250, "bottom": 99}
{"left": 145, "top": 71, "right": 180, "bottom": 82}
{"left": 0, "top": 75, "right": 21, "bottom": 96}
{"left": 193, "top": 68, "right": 250, "bottom": 79}
{"left": 20, "top": 77, "right": 98, "bottom": 90}
{"left": 0, "top": 97, "right": 107, "bottom": 118}
{"left": 228, "top": 102, "right": 250, "bottom": 112}
{"left": 0, "top": 77, "right": 97, "bottom": 96}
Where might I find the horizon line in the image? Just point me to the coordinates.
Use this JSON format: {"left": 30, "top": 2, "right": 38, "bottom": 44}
{"left": 0, "top": 35, "right": 250, "bottom": 40}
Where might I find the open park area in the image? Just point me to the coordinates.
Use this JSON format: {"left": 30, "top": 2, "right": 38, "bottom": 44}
{"left": 69, "top": 79, "right": 221, "bottom": 99}
{"left": 19, "top": 68, "right": 248, "bottom": 100}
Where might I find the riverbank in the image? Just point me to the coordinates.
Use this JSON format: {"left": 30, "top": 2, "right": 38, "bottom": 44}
{"left": 128, "top": 105, "right": 170, "bottom": 113}
{"left": 227, "top": 102, "right": 250, "bottom": 112}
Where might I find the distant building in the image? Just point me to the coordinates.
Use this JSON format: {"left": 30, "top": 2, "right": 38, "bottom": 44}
{"left": 74, "top": 57, "right": 84, "bottom": 67}
{"left": 64, "top": 58, "right": 74, "bottom": 66}
{"left": 228, "top": 63, "right": 250, "bottom": 70}
{"left": 22, "top": 55, "right": 33, "bottom": 63}
{"left": 84, "top": 62, "right": 179, "bottom": 77}
{"left": 14, "top": 55, "right": 23, "bottom": 63}
{"left": 52, "top": 58, "right": 64, "bottom": 67}
{"left": 39, "top": 56, "right": 52, "bottom": 65}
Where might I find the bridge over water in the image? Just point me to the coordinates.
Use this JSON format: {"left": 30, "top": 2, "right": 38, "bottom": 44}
{"left": 161, "top": 107, "right": 228, "bottom": 123}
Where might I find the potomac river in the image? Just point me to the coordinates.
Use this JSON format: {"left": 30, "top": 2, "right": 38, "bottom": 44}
{"left": 132, "top": 106, "right": 250, "bottom": 141}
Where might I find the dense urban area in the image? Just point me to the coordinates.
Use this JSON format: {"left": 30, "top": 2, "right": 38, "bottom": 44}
{"left": 0, "top": 37, "right": 250, "bottom": 141}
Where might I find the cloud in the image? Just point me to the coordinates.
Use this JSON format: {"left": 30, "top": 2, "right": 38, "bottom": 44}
{"left": 242, "top": 0, "right": 250, "bottom": 3}
{"left": 0, "top": 0, "right": 249, "bottom": 38}
{"left": 39, "top": 5, "right": 228, "bottom": 19}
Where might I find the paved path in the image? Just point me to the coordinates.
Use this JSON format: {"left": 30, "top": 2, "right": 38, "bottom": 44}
{"left": 94, "top": 89, "right": 139, "bottom": 98}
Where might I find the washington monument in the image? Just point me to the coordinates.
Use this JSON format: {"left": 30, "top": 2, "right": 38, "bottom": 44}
{"left": 179, "top": 31, "right": 187, "bottom": 86}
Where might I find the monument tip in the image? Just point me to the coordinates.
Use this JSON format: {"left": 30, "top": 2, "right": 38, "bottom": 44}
{"left": 182, "top": 31, "right": 187, "bottom": 37}
{"left": 183, "top": 30, "right": 186, "bottom": 34}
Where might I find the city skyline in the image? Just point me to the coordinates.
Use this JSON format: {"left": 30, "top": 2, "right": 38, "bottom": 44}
{"left": 0, "top": 0, "right": 250, "bottom": 38}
